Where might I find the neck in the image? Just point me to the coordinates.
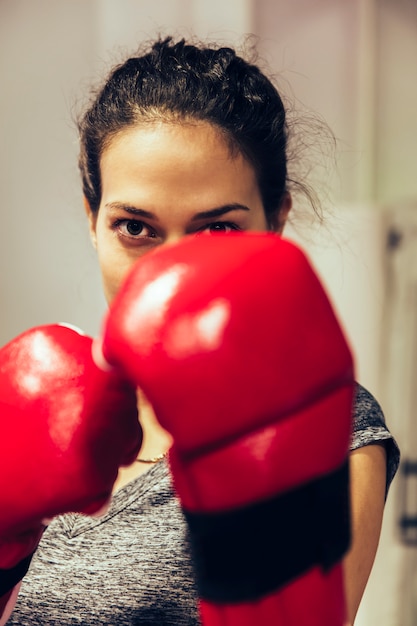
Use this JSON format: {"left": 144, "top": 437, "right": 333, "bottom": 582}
{"left": 113, "top": 389, "right": 173, "bottom": 492}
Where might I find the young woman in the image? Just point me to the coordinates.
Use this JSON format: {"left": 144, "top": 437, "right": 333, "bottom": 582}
{"left": 7, "top": 36, "right": 399, "bottom": 626}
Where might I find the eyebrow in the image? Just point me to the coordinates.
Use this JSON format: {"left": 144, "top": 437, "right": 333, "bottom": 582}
{"left": 104, "top": 202, "right": 155, "bottom": 220}
{"left": 191, "top": 204, "right": 250, "bottom": 221}
{"left": 104, "top": 202, "right": 250, "bottom": 222}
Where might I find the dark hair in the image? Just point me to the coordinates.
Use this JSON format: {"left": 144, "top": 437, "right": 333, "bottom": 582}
{"left": 78, "top": 36, "right": 322, "bottom": 223}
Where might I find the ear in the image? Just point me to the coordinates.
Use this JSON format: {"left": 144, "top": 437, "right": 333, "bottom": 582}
{"left": 269, "top": 192, "right": 292, "bottom": 234}
{"left": 83, "top": 196, "right": 98, "bottom": 249}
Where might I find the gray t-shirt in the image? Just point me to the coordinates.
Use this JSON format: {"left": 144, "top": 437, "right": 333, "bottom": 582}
{"left": 7, "top": 383, "right": 400, "bottom": 626}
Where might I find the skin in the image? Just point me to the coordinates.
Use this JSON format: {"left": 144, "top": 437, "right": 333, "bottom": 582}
{"left": 85, "top": 119, "right": 387, "bottom": 625}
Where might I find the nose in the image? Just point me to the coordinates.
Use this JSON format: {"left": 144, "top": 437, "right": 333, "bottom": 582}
{"left": 163, "top": 232, "right": 189, "bottom": 248}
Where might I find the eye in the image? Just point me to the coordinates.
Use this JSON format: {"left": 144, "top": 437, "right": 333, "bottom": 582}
{"left": 199, "top": 222, "right": 241, "bottom": 235}
{"left": 114, "top": 219, "right": 156, "bottom": 239}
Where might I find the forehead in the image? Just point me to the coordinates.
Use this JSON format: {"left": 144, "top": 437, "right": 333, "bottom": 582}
{"left": 101, "top": 120, "right": 237, "bottom": 168}
{"left": 99, "top": 121, "right": 260, "bottom": 208}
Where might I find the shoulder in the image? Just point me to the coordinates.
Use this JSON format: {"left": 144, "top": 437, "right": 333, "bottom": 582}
{"left": 351, "top": 382, "right": 400, "bottom": 495}
{"left": 352, "top": 383, "right": 385, "bottom": 429}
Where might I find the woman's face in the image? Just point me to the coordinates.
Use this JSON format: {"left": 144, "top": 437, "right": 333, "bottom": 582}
{"left": 87, "top": 121, "right": 282, "bottom": 303}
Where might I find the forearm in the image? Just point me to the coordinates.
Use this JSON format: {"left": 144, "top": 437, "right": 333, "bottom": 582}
{"left": 343, "top": 444, "right": 387, "bottom": 623}
{"left": 0, "top": 584, "right": 21, "bottom": 626}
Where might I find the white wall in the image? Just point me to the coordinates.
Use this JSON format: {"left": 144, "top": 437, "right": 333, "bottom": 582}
{"left": 0, "top": 0, "right": 104, "bottom": 343}
{"left": 376, "top": 0, "right": 417, "bottom": 205}
{"left": 95, "top": 0, "right": 252, "bottom": 51}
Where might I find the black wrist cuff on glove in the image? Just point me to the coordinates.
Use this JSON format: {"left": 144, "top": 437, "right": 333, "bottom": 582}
{"left": 0, "top": 552, "right": 34, "bottom": 598}
{"left": 184, "top": 461, "right": 350, "bottom": 603}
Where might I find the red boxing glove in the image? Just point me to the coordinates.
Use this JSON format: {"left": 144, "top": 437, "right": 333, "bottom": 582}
{"left": 0, "top": 324, "right": 141, "bottom": 620}
{"left": 96, "top": 233, "right": 354, "bottom": 626}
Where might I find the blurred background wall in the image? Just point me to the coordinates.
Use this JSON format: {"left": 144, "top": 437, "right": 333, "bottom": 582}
{"left": 1, "top": 0, "right": 416, "bottom": 623}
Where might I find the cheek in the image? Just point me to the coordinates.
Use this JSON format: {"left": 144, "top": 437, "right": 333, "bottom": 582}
{"left": 93, "top": 221, "right": 131, "bottom": 303}
{"left": 97, "top": 243, "right": 146, "bottom": 304}
{"left": 93, "top": 236, "right": 122, "bottom": 303}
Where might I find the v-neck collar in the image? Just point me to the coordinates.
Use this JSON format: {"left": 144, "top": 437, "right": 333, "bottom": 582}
{"left": 54, "top": 460, "right": 170, "bottom": 538}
